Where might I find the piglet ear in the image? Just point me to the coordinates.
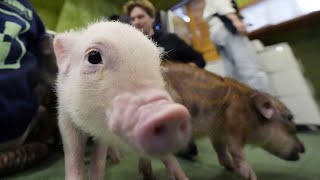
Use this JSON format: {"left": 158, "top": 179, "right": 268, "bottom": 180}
{"left": 251, "top": 92, "right": 275, "bottom": 119}
{"left": 53, "top": 32, "right": 78, "bottom": 73}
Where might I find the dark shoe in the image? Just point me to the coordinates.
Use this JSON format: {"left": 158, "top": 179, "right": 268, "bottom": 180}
{"left": 0, "top": 142, "right": 48, "bottom": 176}
{"left": 175, "top": 140, "right": 198, "bottom": 160}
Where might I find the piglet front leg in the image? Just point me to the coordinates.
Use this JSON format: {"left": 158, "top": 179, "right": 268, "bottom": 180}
{"left": 139, "top": 156, "right": 189, "bottom": 180}
{"left": 58, "top": 113, "right": 87, "bottom": 180}
{"left": 228, "top": 139, "right": 257, "bottom": 180}
{"left": 162, "top": 155, "right": 189, "bottom": 180}
{"left": 211, "top": 140, "right": 234, "bottom": 171}
{"left": 89, "top": 141, "right": 108, "bottom": 180}
{"left": 139, "top": 157, "right": 157, "bottom": 180}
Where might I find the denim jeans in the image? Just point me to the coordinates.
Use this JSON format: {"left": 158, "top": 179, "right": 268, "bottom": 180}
{"left": 210, "top": 25, "right": 271, "bottom": 93}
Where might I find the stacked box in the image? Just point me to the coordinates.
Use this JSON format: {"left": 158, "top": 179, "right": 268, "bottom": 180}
{"left": 257, "top": 43, "right": 320, "bottom": 125}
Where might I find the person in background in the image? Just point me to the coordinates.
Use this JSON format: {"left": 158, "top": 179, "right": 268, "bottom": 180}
{"left": 0, "top": 0, "right": 50, "bottom": 175}
{"left": 109, "top": 14, "right": 120, "bottom": 21}
{"left": 108, "top": 14, "right": 130, "bottom": 23}
{"left": 203, "top": 0, "right": 271, "bottom": 93}
{"left": 123, "top": 0, "right": 205, "bottom": 159}
{"left": 123, "top": 0, "right": 206, "bottom": 68}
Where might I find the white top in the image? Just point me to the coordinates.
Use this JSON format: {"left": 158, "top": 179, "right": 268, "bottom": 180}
{"left": 203, "top": 0, "right": 236, "bottom": 35}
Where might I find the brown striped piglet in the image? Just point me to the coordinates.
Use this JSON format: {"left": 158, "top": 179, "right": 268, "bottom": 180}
{"left": 139, "top": 61, "right": 305, "bottom": 180}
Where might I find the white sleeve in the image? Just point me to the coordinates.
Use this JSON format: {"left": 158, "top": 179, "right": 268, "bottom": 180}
{"left": 212, "top": 0, "right": 236, "bottom": 15}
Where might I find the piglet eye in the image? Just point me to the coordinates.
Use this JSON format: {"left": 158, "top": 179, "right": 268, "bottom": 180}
{"left": 88, "top": 50, "right": 102, "bottom": 64}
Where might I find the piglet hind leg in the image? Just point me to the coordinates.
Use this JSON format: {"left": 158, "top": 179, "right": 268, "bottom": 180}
{"left": 106, "top": 146, "right": 120, "bottom": 164}
{"left": 58, "top": 114, "right": 87, "bottom": 180}
{"left": 162, "top": 155, "right": 189, "bottom": 180}
{"left": 225, "top": 100, "right": 257, "bottom": 180}
{"left": 88, "top": 141, "right": 108, "bottom": 180}
{"left": 228, "top": 138, "right": 257, "bottom": 180}
{"left": 210, "top": 139, "right": 234, "bottom": 171}
{"left": 138, "top": 157, "right": 157, "bottom": 180}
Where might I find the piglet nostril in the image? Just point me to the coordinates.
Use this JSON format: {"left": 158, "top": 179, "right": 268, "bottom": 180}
{"left": 179, "top": 120, "right": 188, "bottom": 133}
{"left": 287, "top": 151, "right": 300, "bottom": 161}
{"left": 153, "top": 124, "right": 166, "bottom": 136}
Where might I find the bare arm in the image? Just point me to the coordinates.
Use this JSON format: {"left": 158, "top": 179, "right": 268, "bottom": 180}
{"left": 226, "top": 13, "right": 247, "bottom": 35}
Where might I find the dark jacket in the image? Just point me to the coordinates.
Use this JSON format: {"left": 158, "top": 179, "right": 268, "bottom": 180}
{"left": 0, "top": 0, "right": 46, "bottom": 142}
{"left": 151, "top": 31, "right": 206, "bottom": 68}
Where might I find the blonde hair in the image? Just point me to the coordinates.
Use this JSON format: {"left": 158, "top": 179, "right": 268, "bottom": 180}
{"left": 123, "top": 0, "right": 156, "bottom": 18}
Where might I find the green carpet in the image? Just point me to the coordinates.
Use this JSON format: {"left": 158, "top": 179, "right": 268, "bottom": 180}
{"left": 4, "top": 132, "right": 320, "bottom": 180}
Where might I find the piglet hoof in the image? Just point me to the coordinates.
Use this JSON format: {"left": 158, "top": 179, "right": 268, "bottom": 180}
{"left": 242, "top": 172, "right": 257, "bottom": 180}
{"left": 237, "top": 164, "right": 257, "bottom": 180}
{"left": 139, "top": 164, "right": 156, "bottom": 180}
{"left": 142, "top": 174, "right": 157, "bottom": 180}
{"left": 106, "top": 146, "right": 120, "bottom": 164}
{"left": 223, "top": 164, "right": 234, "bottom": 172}
{"left": 170, "top": 175, "right": 189, "bottom": 180}
{"left": 218, "top": 157, "right": 234, "bottom": 172}
{"left": 247, "top": 171, "right": 257, "bottom": 180}
{"left": 169, "top": 171, "right": 189, "bottom": 180}
{"left": 139, "top": 158, "right": 156, "bottom": 180}
{"left": 140, "top": 168, "right": 157, "bottom": 180}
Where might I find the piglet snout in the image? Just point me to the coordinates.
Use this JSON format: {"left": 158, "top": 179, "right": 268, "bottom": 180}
{"left": 286, "top": 141, "right": 305, "bottom": 161}
{"left": 108, "top": 90, "right": 191, "bottom": 156}
{"left": 135, "top": 102, "right": 191, "bottom": 156}
{"left": 152, "top": 111, "right": 189, "bottom": 138}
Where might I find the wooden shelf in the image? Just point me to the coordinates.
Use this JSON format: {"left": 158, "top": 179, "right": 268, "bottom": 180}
{"left": 248, "top": 11, "right": 320, "bottom": 40}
